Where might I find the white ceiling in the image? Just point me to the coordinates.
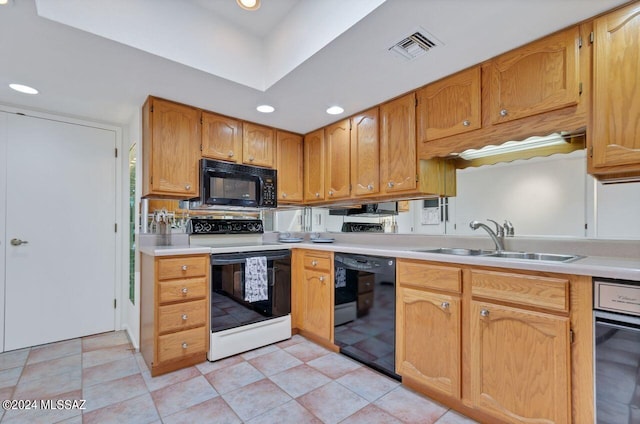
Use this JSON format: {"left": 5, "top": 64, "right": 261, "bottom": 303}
{"left": 0, "top": 0, "right": 629, "bottom": 134}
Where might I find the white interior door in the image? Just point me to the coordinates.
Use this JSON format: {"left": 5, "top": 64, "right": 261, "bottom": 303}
{"left": 4, "top": 113, "right": 116, "bottom": 351}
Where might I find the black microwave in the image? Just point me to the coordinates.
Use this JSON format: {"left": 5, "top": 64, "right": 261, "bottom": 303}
{"left": 197, "top": 159, "right": 277, "bottom": 208}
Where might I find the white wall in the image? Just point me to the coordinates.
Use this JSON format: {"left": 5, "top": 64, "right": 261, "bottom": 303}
{"left": 0, "top": 113, "right": 7, "bottom": 349}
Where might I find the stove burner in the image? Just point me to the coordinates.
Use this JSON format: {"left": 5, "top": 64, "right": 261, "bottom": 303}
{"left": 188, "top": 218, "right": 264, "bottom": 235}
{"left": 341, "top": 222, "right": 384, "bottom": 232}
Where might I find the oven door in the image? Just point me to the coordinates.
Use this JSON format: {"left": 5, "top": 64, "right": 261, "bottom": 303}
{"left": 202, "top": 167, "right": 262, "bottom": 208}
{"left": 210, "top": 250, "right": 290, "bottom": 333}
{"left": 594, "top": 310, "right": 640, "bottom": 424}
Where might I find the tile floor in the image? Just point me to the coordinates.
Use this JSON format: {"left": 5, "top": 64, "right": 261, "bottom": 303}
{"left": 0, "top": 331, "right": 478, "bottom": 424}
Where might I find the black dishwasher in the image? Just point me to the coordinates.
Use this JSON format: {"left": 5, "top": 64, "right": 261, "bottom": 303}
{"left": 334, "top": 253, "right": 399, "bottom": 380}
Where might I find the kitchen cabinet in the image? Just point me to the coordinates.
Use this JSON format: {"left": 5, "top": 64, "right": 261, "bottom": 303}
{"left": 351, "top": 107, "right": 380, "bottom": 197}
{"left": 396, "top": 261, "right": 462, "bottom": 399}
{"left": 142, "top": 96, "right": 200, "bottom": 198}
{"left": 140, "top": 253, "right": 210, "bottom": 376}
{"left": 201, "top": 111, "right": 243, "bottom": 163}
{"left": 276, "top": 130, "right": 304, "bottom": 203}
{"left": 325, "top": 119, "right": 351, "bottom": 200}
{"left": 304, "top": 129, "right": 326, "bottom": 202}
{"left": 489, "top": 26, "right": 580, "bottom": 125}
{"left": 293, "top": 249, "right": 333, "bottom": 345}
{"left": 243, "top": 122, "right": 275, "bottom": 168}
{"left": 417, "top": 66, "right": 481, "bottom": 142}
{"left": 380, "top": 93, "right": 417, "bottom": 194}
{"left": 590, "top": 2, "right": 640, "bottom": 177}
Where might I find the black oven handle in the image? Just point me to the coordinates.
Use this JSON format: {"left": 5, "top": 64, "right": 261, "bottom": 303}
{"left": 210, "top": 250, "right": 291, "bottom": 265}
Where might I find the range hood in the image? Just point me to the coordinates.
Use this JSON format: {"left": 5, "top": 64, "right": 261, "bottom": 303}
{"left": 329, "top": 202, "right": 398, "bottom": 217}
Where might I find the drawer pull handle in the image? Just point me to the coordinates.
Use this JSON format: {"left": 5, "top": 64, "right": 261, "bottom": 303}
{"left": 181, "top": 314, "right": 188, "bottom": 321}
{"left": 319, "top": 276, "right": 325, "bottom": 283}
{"left": 367, "top": 184, "right": 374, "bottom": 191}
{"left": 182, "top": 342, "right": 188, "bottom": 349}
{"left": 315, "top": 192, "right": 320, "bottom": 198}
{"left": 185, "top": 184, "right": 191, "bottom": 190}
{"left": 441, "top": 302, "right": 450, "bottom": 310}
{"left": 311, "top": 260, "right": 318, "bottom": 267}
{"left": 500, "top": 109, "right": 508, "bottom": 117}
{"left": 228, "top": 151, "right": 234, "bottom": 158}
{"left": 282, "top": 193, "right": 287, "bottom": 198}
{"left": 462, "top": 120, "right": 470, "bottom": 127}
{"left": 182, "top": 265, "right": 188, "bottom": 271}
{"left": 387, "top": 181, "right": 395, "bottom": 188}
{"left": 480, "top": 309, "right": 490, "bottom": 317}
{"left": 181, "top": 287, "right": 188, "bottom": 294}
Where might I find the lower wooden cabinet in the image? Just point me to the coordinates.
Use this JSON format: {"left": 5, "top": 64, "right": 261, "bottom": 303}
{"left": 141, "top": 253, "right": 210, "bottom": 376}
{"left": 396, "top": 259, "right": 586, "bottom": 424}
{"left": 292, "top": 249, "right": 334, "bottom": 346}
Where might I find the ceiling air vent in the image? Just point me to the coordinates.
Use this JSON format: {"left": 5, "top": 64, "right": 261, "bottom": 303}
{"left": 389, "top": 29, "right": 441, "bottom": 60}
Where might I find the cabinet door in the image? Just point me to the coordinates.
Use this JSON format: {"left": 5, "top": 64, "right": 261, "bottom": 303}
{"left": 489, "top": 27, "right": 580, "bottom": 124}
{"left": 302, "top": 269, "right": 332, "bottom": 341}
{"left": 325, "top": 119, "right": 351, "bottom": 200}
{"left": 243, "top": 122, "right": 275, "bottom": 168}
{"left": 351, "top": 107, "right": 380, "bottom": 197}
{"left": 417, "top": 67, "right": 481, "bottom": 142}
{"left": 201, "top": 111, "right": 242, "bottom": 163}
{"left": 470, "top": 301, "right": 571, "bottom": 424}
{"left": 380, "top": 93, "right": 417, "bottom": 194}
{"left": 396, "top": 287, "right": 461, "bottom": 398}
{"left": 304, "top": 129, "right": 325, "bottom": 202}
{"left": 144, "top": 97, "right": 200, "bottom": 197}
{"left": 276, "top": 131, "right": 304, "bottom": 203}
{"left": 592, "top": 3, "right": 640, "bottom": 168}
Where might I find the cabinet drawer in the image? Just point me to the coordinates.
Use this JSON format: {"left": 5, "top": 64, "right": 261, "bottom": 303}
{"left": 157, "top": 256, "right": 208, "bottom": 280}
{"left": 158, "top": 299, "right": 207, "bottom": 334}
{"left": 471, "top": 269, "right": 569, "bottom": 312}
{"left": 157, "top": 326, "right": 207, "bottom": 363}
{"left": 358, "top": 273, "right": 375, "bottom": 294}
{"left": 397, "top": 260, "right": 462, "bottom": 293}
{"left": 158, "top": 277, "right": 208, "bottom": 304}
{"left": 304, "top": 254, "right": 331, "bottom": 272}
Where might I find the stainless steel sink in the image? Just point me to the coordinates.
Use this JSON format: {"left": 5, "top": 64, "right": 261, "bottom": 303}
{"left": 414, "top": 247, "right": 582, "bottom": 263}
{"left": 484, "top": 251, "right": 582, "bottom": 262}
{"left": 414, "top": 248, "right": 495, "bottom": 256}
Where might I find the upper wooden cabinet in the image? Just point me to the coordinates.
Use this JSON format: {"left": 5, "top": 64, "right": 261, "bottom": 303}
{"left": 590, "top": 2, "right": 640, "bottom": 176}
{"left": 417, "top": 67, "right": 481, "bottom": 142}
{"left": 489, "top": 26, "right": 581, "bottom": 125}
{"left": 351, "top": 107, "right": 380, "bottom": 197}
{"left": 201, "top": 111, "right": 242, "bottom": 163}
{"left": 325, "top": 119, "right": 351, "bottom": 200}
{"left": 243, "top": 122, "right": 275, "bottom": 168}
{"left": 142, "top": 96, "right": 200, "bottom": 199}
{"left": 304, "top": 129, "right": 325, "bottom": 202}
{"left": 380, "top": 93, "right": 417, "bottom": 194}
{"left": 276, "top": 130, "right": 304, "bottom": 203}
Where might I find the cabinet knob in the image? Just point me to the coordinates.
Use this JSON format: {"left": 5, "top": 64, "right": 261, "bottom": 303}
{"left": 181, "top": 287, "right": 188, "bottom": 294}
{"left": 181, "top": 314, "right": 188, "bottom": 321}
{"left": 185, "top": 184, "right": 191, "bottom": 190}
{"left": 500, "top": 109, "right": 508, "bottom": 117}
{"left": 282, "top": 192, "right": 287, "bottom": 198}
{"left": 182, "top": 265, "right": 188, "bottom": 271}
{"left": 182, "top": 342, "right": 188, "bottom": 349}
{"left": 319, "top": 276, "right": 325, "bottom": 282}
{"left": 248, "top": 156, "right": 255, "bottom": 162}
{"left": 387, "top": 181, "right": 395, "bottom": 188}
{"left": 367, "top": 184, "right": 374, "bottom": 191}
{"left": 315, "top": 192, "right": 320, "bottom": 198}
{"left": 462, "top": 120, "right": 470, "bottom": 127}
{"left": 311, "top": 260, "right": 318, "bottom": 267}
{"left": 441, "top": 302, "right": 450, "bottom": 310}
{"left": 228, "top": 151, "right": 234, "bottom": 158}
{"left": 328, "top": 190, "right": 334, "bottom": 196}
{"left": 480, "top": 309, "right": 490, "bottom": 317}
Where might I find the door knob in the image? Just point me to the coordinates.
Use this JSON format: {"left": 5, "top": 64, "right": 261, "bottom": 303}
{"left": 10, "top": 238, "right": 28, "bottom": 246}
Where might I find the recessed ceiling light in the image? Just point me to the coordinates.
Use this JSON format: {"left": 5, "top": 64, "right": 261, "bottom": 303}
{"left": 9, "top": 83, "right": 39, "bottom": 95}
{"left": 237, "top": 0, "right": 260, "bottom": 11}
{"left": 326, "top": 106, "right": 344, "bottom": 115}
{"left": 0, "top": 0, "right": 11, "bottom": 6}
{"left": 257, "top": 104, "right": 275, "bottom": 113}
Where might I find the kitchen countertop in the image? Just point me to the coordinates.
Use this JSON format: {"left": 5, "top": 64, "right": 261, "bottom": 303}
{"left": 140, "top": 239, "right": 640, "bottom": 281}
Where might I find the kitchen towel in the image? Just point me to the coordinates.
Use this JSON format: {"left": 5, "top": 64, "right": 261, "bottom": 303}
{"left": 335, "top": 266, "right": 346, "bottom": 288}
{"left": 244, "top": 256, "right": 268, "bottom": 302}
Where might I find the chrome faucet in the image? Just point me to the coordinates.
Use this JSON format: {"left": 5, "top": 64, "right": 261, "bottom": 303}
{"left": 470, "top": 220, "right": 505, "bottom": 251}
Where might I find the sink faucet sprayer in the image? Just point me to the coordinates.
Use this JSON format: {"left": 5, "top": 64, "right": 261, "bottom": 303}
{"left": 469, "top": 219, "right": 514, "bottom": 251}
